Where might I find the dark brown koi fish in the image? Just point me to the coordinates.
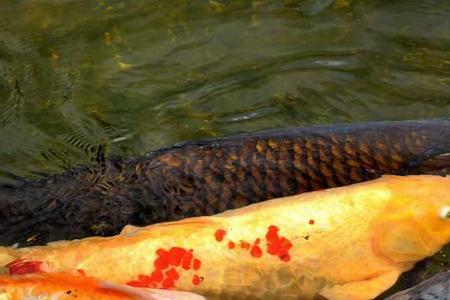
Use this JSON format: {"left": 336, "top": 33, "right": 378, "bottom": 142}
{"left": 0, "top": 119, "right": 449, "bottom": 246}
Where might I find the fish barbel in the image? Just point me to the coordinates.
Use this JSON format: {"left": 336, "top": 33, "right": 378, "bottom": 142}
{"left": 0, "top": 175, "right": 449, "bottom": 300}
{"left": 0, "top": 119, "right": 449, "bottom": 246}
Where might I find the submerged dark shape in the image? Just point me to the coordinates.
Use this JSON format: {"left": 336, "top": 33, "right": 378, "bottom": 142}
{"left": 0, "top": 119, "right": 449, "bottom": 246}
{"left": 385, "top": 271, "right": 450, "bottom": 300}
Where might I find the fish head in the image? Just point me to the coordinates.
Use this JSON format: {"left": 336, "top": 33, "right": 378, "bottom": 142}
{"left": 372, "top": 176, "right": 450, "bottom": 264}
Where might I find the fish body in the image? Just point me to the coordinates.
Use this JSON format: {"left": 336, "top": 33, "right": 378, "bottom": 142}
{"left": 1, "top": 119, "right": 449, "bottom": 246}
{"left": 0, "top": 272, "right": 205, "bottom": 300}
{"left": 0, "top": 176, "right": 449, "bottom": 300}
{"left": 385, "top": 271, "right": 450, "bottom": 300}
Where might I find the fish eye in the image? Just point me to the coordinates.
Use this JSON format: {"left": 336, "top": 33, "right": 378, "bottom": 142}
{"left": 440, "top": 207, "right": 450, "bottom": 220}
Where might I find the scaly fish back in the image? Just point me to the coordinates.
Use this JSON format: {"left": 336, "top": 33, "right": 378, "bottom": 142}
{"left": 1, "top": 119, "right": 449, "bottom": 246}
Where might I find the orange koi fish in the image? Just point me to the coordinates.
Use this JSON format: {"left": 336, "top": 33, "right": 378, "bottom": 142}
{"left": 0, "top": 271, "right": 205, "bottom": 300}
{"left": 0, "top": 175, "right": 449, "bottom": 300}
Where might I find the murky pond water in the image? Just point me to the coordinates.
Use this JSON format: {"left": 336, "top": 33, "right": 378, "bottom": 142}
{"left": 0, "top": 0, "right": 449, "bottom": 297}
{"left": 1, "top": 0, "right": 449, "bottom": 181}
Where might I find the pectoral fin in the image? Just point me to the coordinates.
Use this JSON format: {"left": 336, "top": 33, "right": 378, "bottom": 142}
{"left": 372, "top": 219, "right": 434, "bottom": 262}
{"left": 120, "top": 225, "right": 142, "bottom": 236}
{"left": 319, "top": 270, "right": 400, "bottom": 300}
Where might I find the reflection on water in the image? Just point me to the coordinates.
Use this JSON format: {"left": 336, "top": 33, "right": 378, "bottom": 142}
{"left": 0, "top": 0, "right": 449, "bottom": 295}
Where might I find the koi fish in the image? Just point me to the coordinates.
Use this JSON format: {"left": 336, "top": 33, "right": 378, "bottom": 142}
{"left": 1, "top": 119, "right": 449, "bottom": 246}
{"left": 385, "top": 270, "right": 450, "bottom": 300}
{"left": 0, "top": 271, "right": 205, "bottom": 300}
{"left": 0, "top": 175, "right": 449, "bottom": 300}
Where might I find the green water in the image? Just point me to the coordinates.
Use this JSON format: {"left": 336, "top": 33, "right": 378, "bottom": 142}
{"left": 0, "top": 1, "right": 450, "bottom": 296}
{"left": 1, "top": 0, "right": 450, "bottom": 182}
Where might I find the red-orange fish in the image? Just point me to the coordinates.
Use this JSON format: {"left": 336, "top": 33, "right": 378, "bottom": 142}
{"left": 0, "top": 271, "right": 205, "bottom": 300}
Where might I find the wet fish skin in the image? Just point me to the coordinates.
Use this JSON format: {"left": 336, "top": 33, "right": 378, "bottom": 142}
{"left": 385, "top": 271, "right": 450, "bottom": 300}
{"left": 0, "top": 119, "right": 449, "bottom": 246}
{"left": 0, "top": 176, "right": 449, "bottom": 300}
{"left": 0, "top": 271, "right": 206, "bottom": 300}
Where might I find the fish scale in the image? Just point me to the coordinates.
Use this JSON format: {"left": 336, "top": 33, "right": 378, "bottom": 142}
{"left": 0, "top": 176, "right": 449, "bottom": 300}
{"left": 0, "top": 119, "right": 449, "bottom": 246}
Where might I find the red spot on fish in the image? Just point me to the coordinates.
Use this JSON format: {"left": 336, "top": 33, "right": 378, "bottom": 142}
{"left": 181, "top": 251, "right": 193, "bottom": 270}
{"left": 228, "top": 241, "right": 236, "bottom": 249}
{"left": 6, "top": 259, "right": 48, "bottom": 275}
{"left": 215, "top": 226, "right": 294, "bottom": 262}
{"left": 150, "top": 269, "right": 164, "bottom": 282}
{"left": 76, "top": 269, "right": 86, "bottom": 277}
{"left": 215, "top": 229, "right": 227, "bottom": 242}
{"left": 154, "top": 249, "right": 170, "bottom": 270}
{"left": 138, "top": 275, "right": 152, "bottom": 285}
{"left": 240, "top": 241, "right": 251, "bottom": 250}
{"left": 128, "top": 274, "right": 158, "bottom": 288}
{"left": 127, "top": 246, "right": 203, "bottom": 289}
{"left": 266, "top": 225, "right": 278, "bottom": 241}
{"left": 309, "top": 219, "right": 315, "bottom": 225}
{"left": 280, "top": 254, "right": 291, "bottom": 262}
{"left": 162, "top": 278, "right": 175, "bottom": 289}
{"left": 192, "top": 274, "right": 202, "bottom": 285}
{"left": 250, "top": 244, "right": 263, "bottom": 258}
{"left": 265, "top": 225, "right": 293, "bottom": 262}
{"left": 127, "top": 280, "right": 149, "bottom": 288}
{"left": 193, "top": 258, "right": 201, "bottom": 271}
{"left": 168, "top": 247, "right": 187, "bottom": 266}
{"left": 166, "top": 268, "right": 180, "bottom": 281}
